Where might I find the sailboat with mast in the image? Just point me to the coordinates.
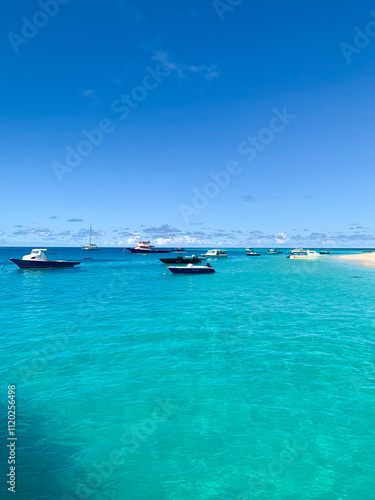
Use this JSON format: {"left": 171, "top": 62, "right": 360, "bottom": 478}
{"left": 82, "top": 224, "right": 99, "bottom": 251}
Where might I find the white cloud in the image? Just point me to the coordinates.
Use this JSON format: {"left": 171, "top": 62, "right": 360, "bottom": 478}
{"left": 81, "top": 89, "right": 94, "bottom": 97}
{"left": 275, "top": 232, "right": 289, "bottom": 244}
{"left": 152, "top": 51, "right": 221, "bottom": 80}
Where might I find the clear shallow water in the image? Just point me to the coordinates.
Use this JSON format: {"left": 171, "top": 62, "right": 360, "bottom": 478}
{"left": 0, "top": 248, "right": 374, "bottom": 499}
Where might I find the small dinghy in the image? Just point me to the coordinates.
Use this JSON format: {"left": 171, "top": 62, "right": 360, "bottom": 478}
{"left": 9, "top": 249, "right": 80, "bottom": 269}
{"left": 168, "top": 263, "right": 215, "bottom": 275}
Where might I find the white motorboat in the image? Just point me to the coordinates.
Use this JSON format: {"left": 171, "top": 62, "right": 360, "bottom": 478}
{"left": 9, "top": 249, "right": 80, "bottom": 268}
{"left": 287, "top": 249, "right": 320, "bottom": 259}
{"left": 201, "top": 249, "right": 228, "bottom": 258}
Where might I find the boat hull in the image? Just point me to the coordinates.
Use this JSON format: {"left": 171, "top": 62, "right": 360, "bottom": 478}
{"left": 168, "top": 266, "right": 215, "bottom": 274}
{"left": 246, "top": 253, "right": 260, "bottom": 256}
{"left": 201, "top": 254, "right": 227, "bottom": 258}
{"left": 287, "top": 256, "right": 319, "bottom": 260}
{"left": 10, "top": 259, "right": 81, "bottom": 269}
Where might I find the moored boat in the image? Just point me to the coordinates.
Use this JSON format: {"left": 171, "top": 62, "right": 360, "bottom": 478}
{"left": 168, "top": 263, "right": 215, "bottom": 274}
{"left": 246, "top": 248, "right": 260, "bottom": 256}
{"left": 9, "top": 249, "right": 80, "bottom": 269}
{"left": 201, "top": 249, "right": 228, "bottom": 258}
{"left": 172, "top": 248, "right": 187, "bottom": 254}
{"left": 267, "top": 249, "right": 283, "bottom": 254}
{"left": 82, "top": 224, "right": 99, "bottom": 250}
{"left": 126, "top": 241, "right": 171, "bottom": 254}
{"left": 287, "top": 249, "right": 320, "bottom": 259}
{"left": 160, "top": 255, "right": 201, "bottom": 264}
{"left": 320, "top": 250, "right": 330, "bottom": 255}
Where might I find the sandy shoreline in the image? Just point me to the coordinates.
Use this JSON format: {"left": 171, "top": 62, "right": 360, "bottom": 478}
{"left": 335, "top": 252, "right": 375, "bottom": 267}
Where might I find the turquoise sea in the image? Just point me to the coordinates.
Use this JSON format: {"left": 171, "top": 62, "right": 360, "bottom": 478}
{"left": 1, "top": 247, "right": 374, "bottom": 500}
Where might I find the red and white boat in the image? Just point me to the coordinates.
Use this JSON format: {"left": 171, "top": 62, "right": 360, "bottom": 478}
{"left": 125, "top": 241, "right": 171, "bottom": 254}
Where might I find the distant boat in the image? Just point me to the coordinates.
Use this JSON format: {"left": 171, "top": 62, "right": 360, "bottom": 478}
{"left": 201, "top": 249, "right": 228, "bottom": 258}
{"left": 126, "top": 241, "right": 171, "bottom": 254}
{"left": 9, "top": 249, "right": 80, "bottom": 269}
{"left": 82, "top": 225, "right": 99, "bottom": 251}
{"left": 160, "top": 255, "right": 201, "bottom": 264}
{"left": 246, "top": 248, "right": 260, "bottom": 256}
{"left": 168, "top": 263, "right": 215, "bottom": 274}
{"left": 267, "top": 249, "right": 283, "bottom": 254}
{"left": 287, "top": 249, "right": 320, "bottom": 259}
{"left": 172, "top": 248, "right": 187, "bottom": 254}
{"left": 320, "top": 250, "right": 330, "bottom": 255}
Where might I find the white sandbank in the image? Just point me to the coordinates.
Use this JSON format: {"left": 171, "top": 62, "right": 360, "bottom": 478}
{"left": 335, "top": 252, "right": 375, "bottom": 268}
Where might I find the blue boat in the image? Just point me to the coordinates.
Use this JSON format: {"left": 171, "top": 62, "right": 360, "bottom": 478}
{"left": 9, "top": 249, "right": 80, "bottom": 269}
{"left": 168, "top": 263, "right": 215, "bottom": 274}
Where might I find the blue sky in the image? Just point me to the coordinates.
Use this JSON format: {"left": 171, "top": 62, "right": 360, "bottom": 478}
{"left": 1, "top": 0, "right": 375, "bottom": 247}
